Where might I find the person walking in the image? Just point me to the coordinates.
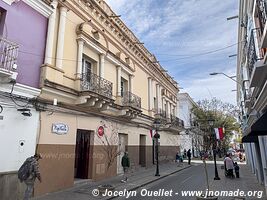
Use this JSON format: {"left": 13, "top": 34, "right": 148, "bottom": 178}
{"left": 18, "top": 154, "right": 42, "bottom": 200}
{"left": 121, "top": 152, "right": 130, "bottom": 183}
{"left": 187, "top": 149, "right": 192, "bottom": 165}
{"left": 234, "top": 162, "right": 240, "bottom": 178}
{"left": 224, "top": 154, "right": 234, "bottom": 178}
{"left": 176, "top": 152, "right": 180, "bottom": 166}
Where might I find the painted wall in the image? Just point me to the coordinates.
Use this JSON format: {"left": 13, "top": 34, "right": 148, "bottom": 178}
{"left": 0, "top": 104, "right": 39, "bottom": 172}
{"left": 0, "top": 1, "right": 48, "bottom": 88}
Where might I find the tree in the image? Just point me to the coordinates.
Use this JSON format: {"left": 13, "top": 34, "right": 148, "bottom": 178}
{"left": 96, "top": 120, "right": 121, "bottom": 173}
{"left": 191, "top": 98, "right": 240, "bottom": 154}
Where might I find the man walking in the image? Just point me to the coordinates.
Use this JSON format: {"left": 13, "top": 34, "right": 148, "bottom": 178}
{"left": 187, "top": 149, "right": 192, "bottom": 165}
{"left": 121, "top": 152, "right": 130, "bottom": 183}
{"left": 18, "top": 154, "right": 42, "bottom": 200}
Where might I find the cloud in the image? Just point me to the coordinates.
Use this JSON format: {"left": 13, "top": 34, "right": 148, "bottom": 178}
{"left": 105, "top": 0, "right": 238, "bottom": 104}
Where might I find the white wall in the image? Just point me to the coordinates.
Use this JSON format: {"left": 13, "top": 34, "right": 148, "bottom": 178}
{"left": 0, "top": 102, "right": 39, "bottom": 172}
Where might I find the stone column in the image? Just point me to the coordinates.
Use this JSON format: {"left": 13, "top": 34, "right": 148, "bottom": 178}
{"left": 148, "top": 77, "right": 152, "bottom": 111}
{"left": 99, "top": 54, "right": 105, "bottom": 78}
{"left": 76, "top": 40, "right": 84, "bottom": 79}
{"left": 116, "top": 66, "right": 122, "bottom": 97}
{"left": 129, "top": 74, "right": 134, "bottom": 94}
{"left": 44, "top": 0, "right": 58, "bottom": 65}
{"left": 166, "top": 100, "right": 170, "bottom": 119}
{"left": 56, "top": 6, "right": 68, "bottom": 69}
{"left": 156, "top": 84, "right": 159, "bottom": 112}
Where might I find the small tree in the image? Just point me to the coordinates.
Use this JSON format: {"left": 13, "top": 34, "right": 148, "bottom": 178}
{"left": 96, "top": 120, "right": 121, "bottom": 173}
{"left": 191, "top": 98, "right": 240, "bottom": 153}
{"left": 191, "top": 98, "right": 240, "bottom": 199}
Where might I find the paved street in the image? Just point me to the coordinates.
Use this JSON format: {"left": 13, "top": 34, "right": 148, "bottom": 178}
{"left": 34, "top": 161, "right": 266, "bottom": 200}
{"left": 115, "top": 163, "right": 266, "bottom": 200}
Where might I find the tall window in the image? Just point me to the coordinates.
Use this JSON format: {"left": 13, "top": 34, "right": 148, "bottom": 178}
{"left": 82, "top": 57, "right": 92, "bottom": 82}
{"left": 0, "top": 8, "right": 6, "bottom": 37}
{"left": 121, "top": 80, "right": 124, "bottom": 97}
{"left": 121, "top": 77, "right": 128, "bottom": 97}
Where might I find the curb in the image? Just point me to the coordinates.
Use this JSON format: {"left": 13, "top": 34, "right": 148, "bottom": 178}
{"left": 106, "top": 165, "right": 192, "bottom": 200}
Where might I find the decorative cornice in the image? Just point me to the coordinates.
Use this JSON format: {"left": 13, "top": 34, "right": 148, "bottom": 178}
{"left": 23, "top": 0, "right": 53, "bottom": 17}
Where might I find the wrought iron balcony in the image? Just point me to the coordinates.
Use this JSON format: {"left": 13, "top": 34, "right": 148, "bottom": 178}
{"left": 257, "top": 0, "right": 267, "bottom": 34}
{"left": 80, "top": 72, "right": 113, "bottom": 99}
{"left": 121, "top": 91, "right": 141, "bottom": 109}
{"left": 156, "top": 108, "right": 167, "bottom": 119}
{"left": 0, "top": 37, "right": 19, "bottom": 72}
{"left": 247, "top": 28, "right": 263, "bottom": 78}
{"left": 170, "top": 114, "right": 185, "bottom": 128}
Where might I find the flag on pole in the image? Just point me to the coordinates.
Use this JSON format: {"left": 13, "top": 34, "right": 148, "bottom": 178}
{"left": 214, "top": 128, "right": 220, "bottom": 140}
{"left": 214, "top": 128, "right": 224, "bottom": 140}
{"left": 218, "top": 127, "right": 224, "bottom": 140}
{"left": 150, "top": 130, "right": 156, "bottom": 138}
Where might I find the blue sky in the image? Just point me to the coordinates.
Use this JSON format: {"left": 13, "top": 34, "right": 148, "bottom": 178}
{"left": 106, "top": 0, "right": 239, "bottom": 104}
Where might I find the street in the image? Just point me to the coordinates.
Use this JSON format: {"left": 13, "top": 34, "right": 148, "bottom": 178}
{"left": 114, "top": 163, "right": 266, "bottom": 200}
{"left": 115, "top": 164, "right": 213, "bottom": 200}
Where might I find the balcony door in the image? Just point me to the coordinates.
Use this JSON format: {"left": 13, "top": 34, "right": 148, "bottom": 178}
{"left": 82, "top": 58, "right": 92, "bottom": 82}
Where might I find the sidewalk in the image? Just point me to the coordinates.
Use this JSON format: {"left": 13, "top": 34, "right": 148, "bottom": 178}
{"left": 209, "top": 163, "right": 266, "bottom": 200}
{"left": 34, "top": 162, "right": 192, "bottom": 200}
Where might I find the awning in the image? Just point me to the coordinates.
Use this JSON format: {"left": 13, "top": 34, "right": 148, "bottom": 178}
{"left": 250, "top": 111, "right": 267, "bottom": 135}
{"left": 242, "top": 135, "right": 258, "bottom": 143}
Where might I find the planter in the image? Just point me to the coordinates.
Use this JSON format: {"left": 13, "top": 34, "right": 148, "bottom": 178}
{"left": 196, "top": 196, "right": 218, "bottom": 200}
{"left": 98, "top": 184, "right": 115, "bottom": 195}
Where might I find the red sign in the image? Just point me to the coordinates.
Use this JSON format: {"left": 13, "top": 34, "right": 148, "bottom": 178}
{"left": 98, "top": 126, "right": 104, "bottom": 137}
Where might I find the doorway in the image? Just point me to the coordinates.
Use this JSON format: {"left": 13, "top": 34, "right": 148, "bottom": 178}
{"left": 74, "top": 129, "right": 91, "bottom": 179}
{"left": 117, "top": 133, "right": 128, "bottom": 174}
{"left": 139, "top": 135, "right": 146, "bottom": 167}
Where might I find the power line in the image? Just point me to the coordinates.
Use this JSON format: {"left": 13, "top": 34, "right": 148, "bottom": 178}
{"left": 158, "top": 43, "right": 239, "bottom": 62}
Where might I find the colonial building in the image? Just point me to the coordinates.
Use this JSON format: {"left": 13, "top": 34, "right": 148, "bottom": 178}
{"left": 35, "top": 0, "right": 184, "bottom": 196}
{"left": 0, "top": 0, "right": 52, "bottom": 199}
{"left": 178, "top": 93, "right": 202, "bottom": 157}
{"left": 237, "top": 0, "right": 267, "bottom": 194}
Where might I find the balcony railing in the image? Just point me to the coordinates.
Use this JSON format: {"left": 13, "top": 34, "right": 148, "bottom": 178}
{"left": 170, "top": 114, "right": 185, "bottom": 128}
{"left": 247, "top": 28, "right": 263, "bottom": 78}
{"left": 156, "top": 108, "right": 167, "bottom": 119}
{"left": 81, "top": 72, "right": 113, "bottom": 99}
{"left": 121, "top": 91, "right": 141, "bottom": 109}
{"left": 0, "top": 37, "right": 19, "bottom": 71}
{"left": 257, "top": 0, "right": 267, "bottom": 33}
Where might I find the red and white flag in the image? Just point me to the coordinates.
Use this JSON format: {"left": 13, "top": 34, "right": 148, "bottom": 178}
{"left": 214, "top": 128, "right": 220, "bottom": 140}
{"left": 218, "top": 127, "right": 224, "bottom": 140}
{"left": 214, "top": 128, "right": 224, "bottom": 140}
{"left": 150, "top": 130, "right": 156, "bottom": 138}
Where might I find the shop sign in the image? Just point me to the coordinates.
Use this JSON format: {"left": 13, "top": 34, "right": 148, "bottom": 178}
{"left": 52, "top": 123, "right": 69, "bottom": 135}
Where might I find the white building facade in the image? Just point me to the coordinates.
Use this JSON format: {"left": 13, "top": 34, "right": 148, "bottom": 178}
{"left": 237, "top": 0, "right": 267, "bottom": 195}
{"left": 178, "top": 93, "right": 202, "bottom": 157}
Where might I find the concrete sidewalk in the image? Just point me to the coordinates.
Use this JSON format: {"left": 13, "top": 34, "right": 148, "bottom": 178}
{"left": 34, "top": 162, "right": 192, "bottom": 200}
{"left": 209, "top": 164, "right": 266, "bottom": 200}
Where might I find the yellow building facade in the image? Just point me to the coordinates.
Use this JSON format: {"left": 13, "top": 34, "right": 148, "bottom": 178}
{"left": 35, "top": 0, "right": 184, "bottom": 195}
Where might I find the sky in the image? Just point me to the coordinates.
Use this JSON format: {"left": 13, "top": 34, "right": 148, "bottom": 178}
{"left": 106, "top": 0, "right": 239, "bottom": 105}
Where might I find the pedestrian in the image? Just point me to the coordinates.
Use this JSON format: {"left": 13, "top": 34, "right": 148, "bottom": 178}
{"left": 234, "top": 162, "right": 240, "bottom": 178}
{"left": 121, "top": 152, "right": 130, "bottom": 183}
{"left": 183, "top": 149, "right": 187, "bottom": 158}
{"left": 18, "top": 154, "right": 42, "bottom": 200}
{"left": 224, "top": 154, "right": 234, "bottom": 178}
{"left": 187, "top": 149, "right": 192, "bottom": 165}
{"left": 176, "top": 152, "right": 180, "bottom": 166}
{"left": 239, "top": 153, "right": 243, "bottom": 162}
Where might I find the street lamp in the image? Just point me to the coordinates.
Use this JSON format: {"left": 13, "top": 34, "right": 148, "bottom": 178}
{"left": 208, "top": 118, "right": 220, "bottom": 180}
{"left": 209, "top": 72, "right": 241, "bottom": 85}
{"left": 153, "top": 115, "right": 161, "bottom": 176}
